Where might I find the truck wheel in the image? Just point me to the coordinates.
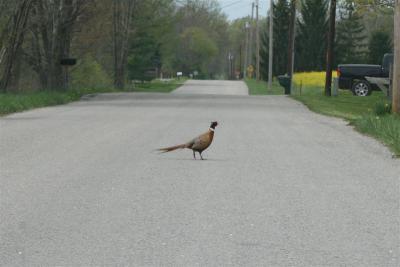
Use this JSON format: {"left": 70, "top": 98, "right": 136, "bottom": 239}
{"left": 352, "top": 80, "right": 371, "bottom": 96}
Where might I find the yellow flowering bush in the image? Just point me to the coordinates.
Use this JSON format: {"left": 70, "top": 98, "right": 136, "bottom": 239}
{"left": 293, "top": 71, "right": 337, "bottom": 87}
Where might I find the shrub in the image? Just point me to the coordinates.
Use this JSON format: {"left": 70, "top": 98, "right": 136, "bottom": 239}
{"left": 293, "top": 72, "right": 337, "bottom": 88}
{"left": 71, "top": 55, "right": 112, "bottom": 89}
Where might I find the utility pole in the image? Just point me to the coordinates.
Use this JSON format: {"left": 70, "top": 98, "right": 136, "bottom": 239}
{"left": 249, "top": 2, "right": 255, "bottom": 72}
{"left": 228, "top": 52, "right": 234, "bottom": 80}
{"left": 249, "top": 2, "right": 254, "bottom": 65}
{"left": 239, "top": 44, "right": 242, "bottom": 79}
{"left": 244, "top": 20, "right": 250, "bottom": 79}
{"left": 268, "top": 0, "right": 274, "bottom": 90}
{"left": 231, "top": 54, "right": 235, "bottom": 79}
{"left": 324, "top": 0, "right": 337, "bottom": 97}
{"left": 287, "top": 0, "right": 296, "bottom": 85}
{"left": 228, "top": 52, "right": 231, "bottom": 80}
{"left": 393, "top": 0, "right": 400, "bottom": 114}
{"left": 256, "top": 0, "right": 260, "bottom": 81}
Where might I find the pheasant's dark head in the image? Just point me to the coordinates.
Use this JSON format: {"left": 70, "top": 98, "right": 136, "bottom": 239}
{"left": 210, "top": 121, "right": 218, "bottom": 129}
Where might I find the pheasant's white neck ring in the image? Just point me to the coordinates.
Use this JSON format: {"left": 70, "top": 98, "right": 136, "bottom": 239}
{"left": 209, "top": 128, "right": 215, "bottom": 132}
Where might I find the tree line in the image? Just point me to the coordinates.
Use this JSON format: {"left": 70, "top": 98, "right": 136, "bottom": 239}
{"left": 259, "top": 0, "right": 395, "bottom": 79}
{"left": 0, "top": 0, "right": 396, "bottom": 92}
{"left": 0, "top": 0, "right": 232, "bottom": 93}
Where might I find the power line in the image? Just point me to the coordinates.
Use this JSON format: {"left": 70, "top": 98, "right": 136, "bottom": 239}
{"left": 220, "top": 0, "right": 243, "bottom": 9}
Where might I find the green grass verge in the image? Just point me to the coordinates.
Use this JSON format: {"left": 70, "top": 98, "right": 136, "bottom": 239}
{"left": 132, "top": 78, "right": 186, "bottom": 93}
{"left": 354, "top": 114, "right": 400, "bottom": 155}
{"left": 0, "top": 87, "right": 117, "bottom": 115}
{"left": 0, "top": 79, "right": 185, "bottom": 116}
{"left": 246, "top": 75, "right": 399, "bottom": 156}
{"left": 291, "top": 88, "right": 385, "bottom": 120}
{"left": 291, "top": 85, "right": 400, "bottom": 156}
{"left": 245, "top": 78, "right": 285, "bottom": 95}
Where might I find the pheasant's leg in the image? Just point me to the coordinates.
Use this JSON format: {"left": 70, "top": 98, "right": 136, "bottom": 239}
{"left": 200, "top": 152, "right": 204, "bottom": 160}
{"left": 193, "top": 150, "right": 196, "bottom": 160}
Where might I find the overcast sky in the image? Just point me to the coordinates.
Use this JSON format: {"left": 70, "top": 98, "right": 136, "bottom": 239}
{"left": 218, "top": 0, "right": 270, "bottom": 21}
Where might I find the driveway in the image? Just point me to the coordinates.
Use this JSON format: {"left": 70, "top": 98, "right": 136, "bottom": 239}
{"left": 0, "top": 89, "right": 399, "bottom": 266}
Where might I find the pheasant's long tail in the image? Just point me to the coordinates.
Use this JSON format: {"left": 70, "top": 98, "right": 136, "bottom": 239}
{"left": 158, "top": 144, "right": 187, "bottom": 153}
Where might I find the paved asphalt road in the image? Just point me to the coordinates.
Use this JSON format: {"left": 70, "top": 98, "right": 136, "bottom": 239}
{"left": 172, "top": 80, "right": 248, "bottom": 95}
{"left": 1, "top": 80, "right": 399, "bottom": 266}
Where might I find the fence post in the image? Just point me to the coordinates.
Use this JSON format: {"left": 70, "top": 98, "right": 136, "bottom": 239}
{"left": 332, "top": 77, "right": 339, "bottom": 96}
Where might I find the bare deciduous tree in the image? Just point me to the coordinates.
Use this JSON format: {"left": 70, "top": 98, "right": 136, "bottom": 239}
{"left": 0, "top": 0, "right": 34, "bottom": 92}
{"left": 113, "top": 0, "right": 136, "bottom": 89}
{"left": 25, "top": 0, "right": 91, "bottom": 90}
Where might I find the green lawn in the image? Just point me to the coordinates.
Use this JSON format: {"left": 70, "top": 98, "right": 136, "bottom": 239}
{"left": 291, "top": 87, "right": 387, "bottom": 120}
{"left": 291, "top": 85, "right": 400, "bottom": 156}
{"left": 353, "top": 114, "right": 400, "bottom": 155}
{"left": 245, "top": 78, "right": 285, "bottom": 95}
{"left": 246, "top": 77, "right": 399, "bottom": 156}
{"left": 0, "top": 88, "right": 115, "bottom": 115}
{"left": 0, "top": 78, "right": 185, "bottom": 116}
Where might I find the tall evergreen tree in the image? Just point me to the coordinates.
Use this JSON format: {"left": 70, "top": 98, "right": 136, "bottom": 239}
{"left": 128, "top": 32, "right": 160, "bottom": 81}
{"left": 296, "top": 0, "right": 328, "bottom": 71}
{"left": 368, "top": 31, "right": 392, "bottom": 64}
{"left": 260, "top": 0, "right": 290, "bottom": 79}
{"left": 335, "top": 1, "right": 367, "bottom": 65}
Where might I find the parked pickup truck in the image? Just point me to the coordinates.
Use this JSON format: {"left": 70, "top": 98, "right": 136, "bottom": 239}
{"left": 337, "top": 53, "right": 393, "bottom": 96}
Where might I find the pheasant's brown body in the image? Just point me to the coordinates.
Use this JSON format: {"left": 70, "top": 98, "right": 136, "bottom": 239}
{"left": 158, "top": 122, "right": 218, "bottom": 160}
{"left": 188, "top": 130, "right": 214, "bottom": 152}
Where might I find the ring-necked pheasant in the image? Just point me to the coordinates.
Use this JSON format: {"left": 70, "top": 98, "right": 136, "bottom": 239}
{"left": 158, "top": 121, "right": 218, "bottom": 160}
